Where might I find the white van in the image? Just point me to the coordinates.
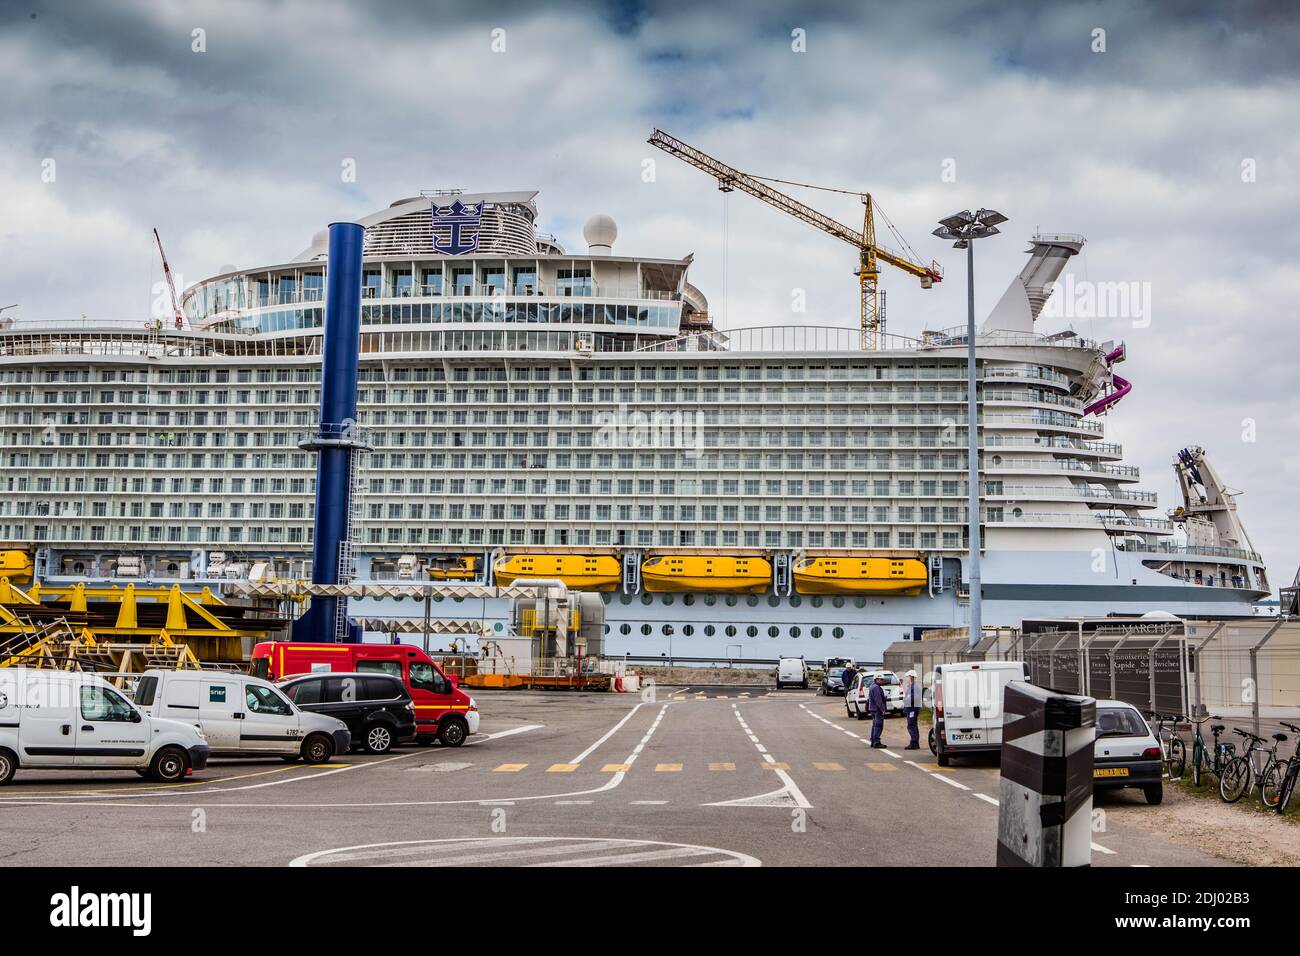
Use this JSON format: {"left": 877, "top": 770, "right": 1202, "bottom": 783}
{"left": 930, "top": 660, "right": 1030, "bottom": 766}
{"left": 0, "top": 668, "right": 210, "bottom": 785}
{"left": 135, "top": 670, "right": 350, "bottom": 764}
{"left": 776, "top": 657, "right": 808, "bottom": 690}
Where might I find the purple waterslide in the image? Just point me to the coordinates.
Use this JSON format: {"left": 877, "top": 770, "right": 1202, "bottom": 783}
{"left": 1083, "top": 344, "right": 1131, "bottom": 416}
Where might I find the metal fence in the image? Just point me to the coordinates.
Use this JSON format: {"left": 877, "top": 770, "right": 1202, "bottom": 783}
{"left": 1023, "top": 624, "right": 1188, "bottom": 716}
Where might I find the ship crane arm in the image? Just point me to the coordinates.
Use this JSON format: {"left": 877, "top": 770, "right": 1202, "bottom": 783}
{"left": 648, "top": 128, "right": 942, "bottom": 350}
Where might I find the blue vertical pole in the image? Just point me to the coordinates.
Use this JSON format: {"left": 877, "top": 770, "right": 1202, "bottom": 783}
{"left": 293, "top": 221, "right": 366, "bottom": 642}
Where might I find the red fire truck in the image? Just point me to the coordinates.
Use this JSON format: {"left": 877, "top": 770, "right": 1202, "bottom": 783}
{"left": 250, "top": 642, "right": 479, "bottom": 746}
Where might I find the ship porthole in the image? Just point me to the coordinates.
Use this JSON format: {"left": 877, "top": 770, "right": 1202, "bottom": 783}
{"left": 746, "top": 595, "right": 759, "bottom": 607}
{"left": 703, "top": 595, "right": 716, "bottom": 606}
{"left": 789, "top": 595, "right": 802, "bottom": 608}
{"left": 832, "top": 627, "right": 845, "bottom": 639}
{"left": 811, "top": 597, "right": 823, "bottom": 608}
{"left": 746, "top": 625, "right": 758, "bottom": 638}
{"left": 620, "top": 624, "right": 630, "bottom": 635}
{"left": 767, "top": 595, "right": 780, "bottom": 607}
{"left": 640, "top": 594, "right": 653, "bottom": 605}
{"left": 854, "top": 597, "right": 866, "bottom": 608}
{"left": 790, "top": 626, "right": 801, "bottom": 638}
{"left": 704, "top": 624, "right": 715, "bottom": 636}
{"left": 767, "top": 626, "right": 779, "bottom": 638}
{"left": 640, "top": 624, "right": 652, "bottom": 635}
{"left": 683, "top": 624, "right": 694, "bottom": 636}
{"left": 683, "top": 594, "right": 695, "bottom": 606}
{"left": 832, "top": 596, "right": 845, "bottom": 608}
{"left": 811, "top": 627, "right": 823, "bottom": 638}
{"left": 725, "top": 625, "right": 737, "bottom": 637}
{"left": 661, "top": 595, "right": 674, "bottom": 606}
{"left": 620, "top": 595, "right": 632, "bottom": 605}
{"left": 725, "top": 595, "right": 738, "bottom": 607}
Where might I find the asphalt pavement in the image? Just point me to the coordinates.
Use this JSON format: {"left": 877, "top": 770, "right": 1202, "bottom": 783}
{"left": 0, "top": 686, "right": 1228, "bottom": 867}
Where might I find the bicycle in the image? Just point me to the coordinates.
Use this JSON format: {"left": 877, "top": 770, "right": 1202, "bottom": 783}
{"left": 1219, "top": 728, "right": 1286, "bottom": 804}
{"left": 1189, "top": 714, "right": 1231, "bottom": 787}
{"left": 1148, "top": 711, "right": 1186, "bottom": 780}
{"left": 1268, "top": 722, "right": 1300, "bottom": 813}
{"left": 1260, "top": 724, "right": 1297, "bottom": 809}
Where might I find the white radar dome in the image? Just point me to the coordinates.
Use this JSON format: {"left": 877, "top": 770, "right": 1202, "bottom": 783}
{"left": 583, "top": 214, "right": 618, "bottom": 255}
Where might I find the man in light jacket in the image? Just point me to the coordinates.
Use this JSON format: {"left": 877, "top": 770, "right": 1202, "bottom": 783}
{"left": 868, "top": 674, "right": 887, "bottom": 748}
{"left": 902, "top": 670, "right": 923, "bottom": 750}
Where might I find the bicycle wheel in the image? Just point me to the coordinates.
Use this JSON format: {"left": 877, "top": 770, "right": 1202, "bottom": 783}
{"left": 1261, "top": 759, "right": 1288, "bottom": 809}
{"left": 1279, "top": 763, "right": 1298, "bottom": 815}
{"left": 1167, "top": 735, "right": 1186, "bottom": 780}
{"left": 1192, "top": 740, "right": 1205, "bottom": 786}
{"left": 1219, "top": 756, "right": 1251, "bottom": 803}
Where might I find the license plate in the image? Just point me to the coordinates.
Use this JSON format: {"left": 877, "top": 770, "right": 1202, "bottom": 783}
{"left": 1093, "top": 767, "right": 1129, "bottom": 778}
{"left": 951, "top": 732, "right": 981, "bottom": 742}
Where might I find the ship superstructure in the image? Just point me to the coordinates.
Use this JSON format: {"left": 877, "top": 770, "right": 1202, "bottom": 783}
{"left": 0, "top": 190, "right": 1270, "bottom": 658}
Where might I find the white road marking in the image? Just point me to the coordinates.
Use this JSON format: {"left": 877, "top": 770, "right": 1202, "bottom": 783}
{"left": 1091, "top": 842, "right": 1117, "bottom": 856}
{"left": 630, "top": 800, "right": 668, "bottom": 805}
{"left": 289, "top": 836, "right": 761, "bottom": 868}
{"left": 974, "top": 793, "right": 1000, "bottom": 806}
{"left": 569, "top": 701, "right": 649, "bottom": 764}
{"left": 721, "top": 703, "right": 812, "bottom": 809}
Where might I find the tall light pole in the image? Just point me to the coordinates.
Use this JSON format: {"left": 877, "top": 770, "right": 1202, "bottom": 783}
{"left": 933, "top": 209, "right": 1006, "bottom": 647}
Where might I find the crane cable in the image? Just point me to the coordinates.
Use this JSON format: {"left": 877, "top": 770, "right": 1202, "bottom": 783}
{"left": 751, "top": 173, "right": 928, "bottom": 268}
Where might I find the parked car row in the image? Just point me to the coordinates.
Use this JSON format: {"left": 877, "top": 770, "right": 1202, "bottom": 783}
{"left": 0, "top": 643, "right": 480, "bottom": 786}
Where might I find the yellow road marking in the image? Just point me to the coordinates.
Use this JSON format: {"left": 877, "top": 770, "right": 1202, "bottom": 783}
{"left": 308, "top": 763, "right": 350, "bottom": 768}
{"left": 655, "top": 763, "right": 683, "bottom": 772}
{"left": 867, "top": 762, "right": 898, "bottom": 772}
{"left": 547, "top": 763, "right": 579, "bottom": 773}
{"left": 601, "top": 763, "right": 631, "bottom": 772}
{"left": 931, "top": 765, "right": 957, "bottom": 772}
{"left": 814, "top": 762, "right": 845, "bottom": 771}
{"left": 493, "top": 763, "right": 527, "bottom": 772}
{"left": 761, "top": 762, "right": 791, "bottom": 770}
{"left": 708, "top": 762, "right": 736, "bottom": 771}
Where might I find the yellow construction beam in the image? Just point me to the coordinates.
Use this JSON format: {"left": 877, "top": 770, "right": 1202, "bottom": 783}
{"left": 114, "top": 584, "right": 137, "bottom": 629}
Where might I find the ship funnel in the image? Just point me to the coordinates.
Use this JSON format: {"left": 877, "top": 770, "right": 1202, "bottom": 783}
{"left": 982, "top": 233, "right": 1084, "bottom": 334}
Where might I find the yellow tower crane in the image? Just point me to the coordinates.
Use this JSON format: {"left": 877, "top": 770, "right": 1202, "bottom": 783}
{"left": 648, "top": 129, "right": 943, "bottom": 350}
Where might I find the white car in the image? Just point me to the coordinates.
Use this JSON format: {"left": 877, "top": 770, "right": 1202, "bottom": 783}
{"left": 135, "top": 669, "right": 351, "bottom": 764}
{"left": 776, "top": 657, "right": 808, "bottom": 689}
{"left": 845, "top": 670, "right": 904, "bottom": 719}
{"left": 1093, "top": 699, "right": 1164, "bottom": 804}
{"left": 0, "top": 668, "right": 210, "bottom": 785}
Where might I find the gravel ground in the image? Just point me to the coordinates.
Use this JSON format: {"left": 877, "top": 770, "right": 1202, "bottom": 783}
{"left": 1097, "top": 778, "right": 1300, "bottom": 866}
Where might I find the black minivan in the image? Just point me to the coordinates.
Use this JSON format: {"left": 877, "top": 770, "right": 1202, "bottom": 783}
{"left": 279, "top": 672, "right": 417, "bottom": 754}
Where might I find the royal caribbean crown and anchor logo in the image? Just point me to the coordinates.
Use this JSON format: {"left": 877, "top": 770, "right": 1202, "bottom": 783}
{"left": 430, "top": 199, "right": 485, "bottom": 256}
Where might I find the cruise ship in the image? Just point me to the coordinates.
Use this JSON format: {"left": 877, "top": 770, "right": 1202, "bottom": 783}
{"left": 0, "top": 190, "right": 1271, "bottom": 660}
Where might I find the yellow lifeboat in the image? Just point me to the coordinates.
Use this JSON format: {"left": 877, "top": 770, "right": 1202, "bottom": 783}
{"left": 493, "top": 554, "right": 621, "bottom": 592}
{"left": 792, "top": 556, "right": 928, "bottom": 595}
{"left": 427, "top": 556, "right": 478, "bottom": 581}
{"left": 641, "top": 554, "right": 771, "bottom": 593}
{"left": 0, "top": 550, "right": 33, "bottom": 585}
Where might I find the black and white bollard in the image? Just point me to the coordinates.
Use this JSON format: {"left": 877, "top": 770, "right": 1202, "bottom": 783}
{"left": 997, "top": 680, "right": 1095, "bottom": 867}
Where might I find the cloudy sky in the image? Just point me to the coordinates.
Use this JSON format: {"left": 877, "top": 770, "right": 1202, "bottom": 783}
{"left": 1, "top": 0, "right": 1297, "bottom": 591}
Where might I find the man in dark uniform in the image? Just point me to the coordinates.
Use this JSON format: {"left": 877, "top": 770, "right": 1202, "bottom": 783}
{"left": 868, "top": 674, "right": 887, "bottom": 748}
{"left": 841, "top": 663, "right": 858, "bottom": 697}
{"left": 902, "top": 669, "right": 922, "bottom": 749}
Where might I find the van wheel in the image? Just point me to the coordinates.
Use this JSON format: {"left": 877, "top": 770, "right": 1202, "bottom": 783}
{"left": 149, "top": 747, "right": 188, "bottom": 783}
{"left": 301, "top": 733, "right": 334, "bottom": 765}
{"left": 364, "top": 724, "right": 395, "bottom": 754}
{"left": 1144, "top": 783, "right": 1163, "bottom": 805}
{"left": 0, "top": 748, "right": 16, "bottom": 785}
{"left": 928, "top": 728, "right": 937, "bottom": 755}
{"left": 438, "top": 718, "right": 468, "bottom": 747}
